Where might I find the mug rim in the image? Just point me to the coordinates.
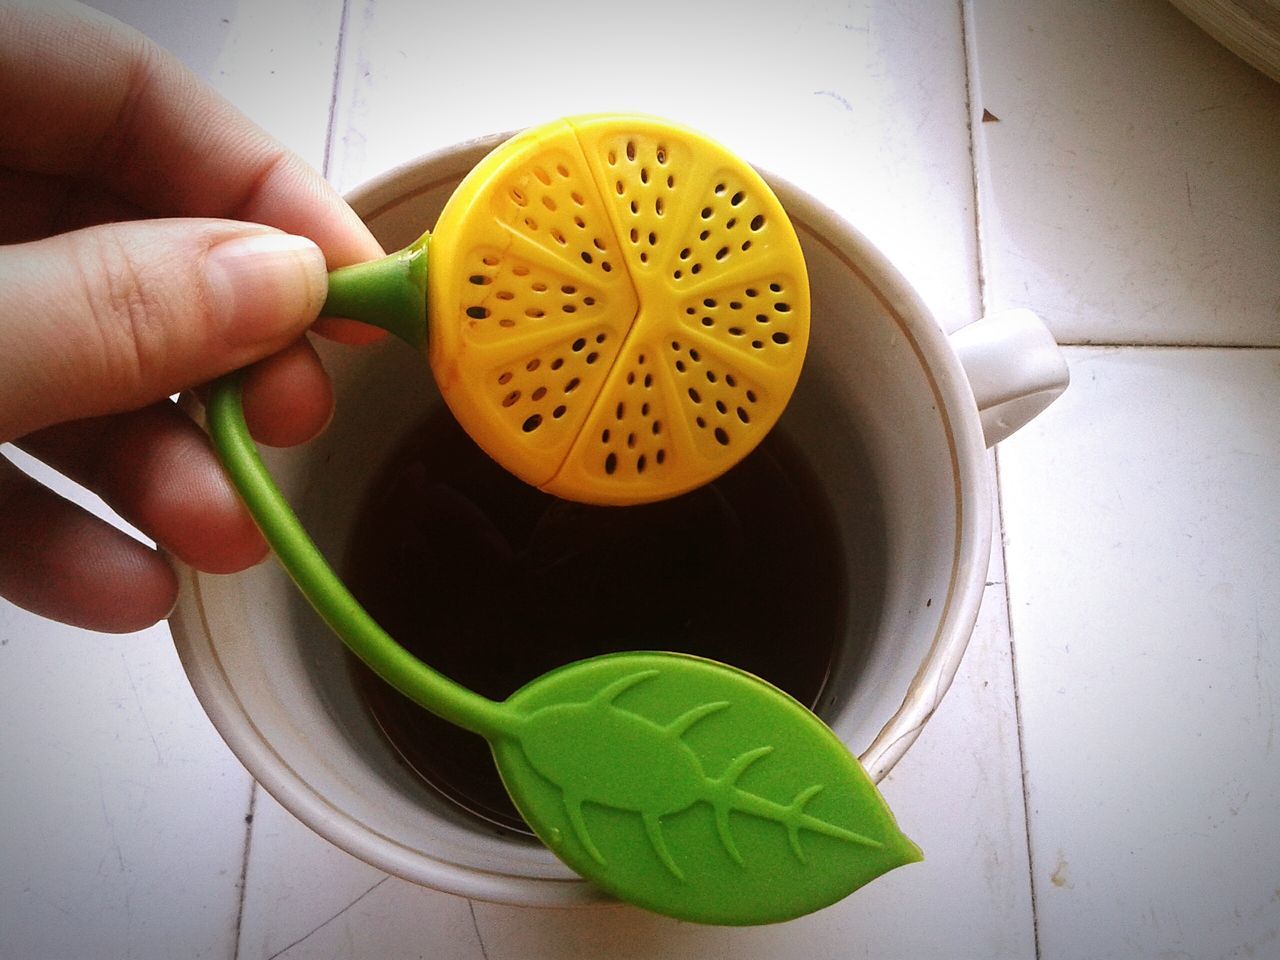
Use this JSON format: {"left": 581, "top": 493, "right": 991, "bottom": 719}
{"left": 171, "top": 134, "right": 991, "bottom": 905}
{"left": 775, "top": 187, "right": 991, "bottom": 782}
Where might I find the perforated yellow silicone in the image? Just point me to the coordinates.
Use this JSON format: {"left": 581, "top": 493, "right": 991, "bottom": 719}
{"left": 428, "top": 115, "right": 809, "bottom": 505}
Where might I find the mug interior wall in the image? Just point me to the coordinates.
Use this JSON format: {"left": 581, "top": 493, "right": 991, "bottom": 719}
{"left": 176, "top": 162, "right": 964, "bottom": 890}
{"left": 772, "top": 223, "right": 959, "bottom": 752}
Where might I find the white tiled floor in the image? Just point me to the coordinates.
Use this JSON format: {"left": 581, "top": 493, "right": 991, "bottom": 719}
{"left": 2, "top": 1, "right": 1277, "bottom": 958}
{"left": 970, "top": 0, "right": 1280, "bottom": 346}
{"left": 327, "top": 0, "right": 983, "bottom": 333}
{"left": 231, "top": 487, "right": 1034, "bottom": 960}
{"left": 998, "top": 346, "right": 1280, "bottom": 960}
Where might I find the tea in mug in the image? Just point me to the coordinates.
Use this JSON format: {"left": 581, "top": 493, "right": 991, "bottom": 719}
{"left": 344, "top": 406, "right": 855, "bottom": 833}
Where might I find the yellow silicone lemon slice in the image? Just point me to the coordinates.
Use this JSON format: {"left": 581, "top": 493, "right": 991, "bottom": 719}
{"left": 428, "top": 115, "right": 809, "bottom": 505}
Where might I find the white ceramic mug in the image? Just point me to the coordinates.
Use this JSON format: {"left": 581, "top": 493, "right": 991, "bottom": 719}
{"left": 170, "top": 135, "right": 1068, "bottom": 907}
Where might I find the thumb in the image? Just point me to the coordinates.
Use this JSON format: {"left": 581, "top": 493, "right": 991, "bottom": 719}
{"left": 0, "top": 218, "right": 328, "bottom": 442}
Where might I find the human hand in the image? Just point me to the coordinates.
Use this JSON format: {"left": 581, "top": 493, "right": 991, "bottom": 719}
{"left": 0, "top": 0, "right": 386, "bottom": 633}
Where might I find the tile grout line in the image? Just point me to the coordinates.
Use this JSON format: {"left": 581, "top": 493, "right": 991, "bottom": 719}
{"left": 958, "top": 0, "right": 987, "bottom": 315}
{"left": 232, "top": 2, "right": 350, "bottom": 954}
{"left": 994, "top": 448, "right": 1042, "bottom": 959}
{"left": 230, "top": 780, "right": 259, "bottom": 960}
{"left": 1058, "top": 340, "right": 1279, "bottom": 350}
{"left": 958, "top": 1, "right": 1042, "bottom": 957}
{"left": 321, "top": 0, "right": 353, "bottom": 181}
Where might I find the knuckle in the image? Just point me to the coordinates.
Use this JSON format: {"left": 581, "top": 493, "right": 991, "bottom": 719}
{"left": 75, "top": 233, "right": 177, "bottom": 403}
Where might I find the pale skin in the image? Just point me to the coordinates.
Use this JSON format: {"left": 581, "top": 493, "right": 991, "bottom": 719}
{"left": 0, "top": 1, "right": 386, "bottom": 632}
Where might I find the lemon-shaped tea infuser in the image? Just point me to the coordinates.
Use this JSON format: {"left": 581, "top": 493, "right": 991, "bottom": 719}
{"left": 208, "top": 115, "right": 920, "bottom": 925}
{"left": 334, "top": 113, "right": 812, "bottom": 504}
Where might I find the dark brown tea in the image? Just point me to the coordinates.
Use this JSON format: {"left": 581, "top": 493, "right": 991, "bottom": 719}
{"left": 343, "top": 406, "right": 848, "bottom": 834}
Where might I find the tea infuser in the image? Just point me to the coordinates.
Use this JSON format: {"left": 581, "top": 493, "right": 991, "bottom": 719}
{"left": 207, "top": 114, "right": 920, "bottom": 925}
{"left": 316, "top": 112, "right": 811, "bottom": 506}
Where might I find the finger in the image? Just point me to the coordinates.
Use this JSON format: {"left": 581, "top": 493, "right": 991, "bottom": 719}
{"left": 312, "top": 316, "right": 388, "bottom": 345}
{"left": 0, "top": 167, "right": 150, "bottom": 244}
{"left": 0, "top": 169, "right": 386, "bottom": 349}
{"left": 0, "top": 455, "right": 176, "bottom": 633}
{"left": 0, "top": 218, "right": 327, "bottom": 442}
{"left": 241, "top": 337, "right": 335, "bottom": 448}
{"left": 0, "top": 167, "right": 70, "bottom": 243}
{"left": 0, "top": 166, "right": 385, "bottom": 344}
{"left": 0, "top": 2, "right": 384, "bottom": 268}
{"left": 16, "top": 403, "right": 268, "bottom": 574}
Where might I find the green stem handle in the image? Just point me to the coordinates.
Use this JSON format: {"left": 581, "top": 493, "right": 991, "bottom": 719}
{"left": 321, "top": 231, "right": 431, "bottom": 348}
{"left": 206, "top": 372, "right": 509, "bottom": 739}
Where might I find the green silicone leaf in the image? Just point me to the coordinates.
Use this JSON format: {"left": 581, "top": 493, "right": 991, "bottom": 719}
{"left": 489, "top": 652, "right": 922, "bottom": 925}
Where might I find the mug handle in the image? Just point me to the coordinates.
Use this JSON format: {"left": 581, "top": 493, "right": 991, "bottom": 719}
{"left": 949, "top": 308, "right": 1070, "bottom": 447}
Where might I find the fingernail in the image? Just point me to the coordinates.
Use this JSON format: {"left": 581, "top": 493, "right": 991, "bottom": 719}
{"left": 204, "top": 233, "right": 328, "bottom": 347}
